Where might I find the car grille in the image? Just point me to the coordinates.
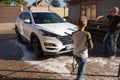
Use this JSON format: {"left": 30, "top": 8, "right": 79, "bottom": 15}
{"left": 57, "top": 36, "right": 72, "bottom": 45}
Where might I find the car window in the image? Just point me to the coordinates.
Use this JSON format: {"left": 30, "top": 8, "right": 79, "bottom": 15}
{"left": 19, "top": 13, "right": 26, "bottom": 20}
{"left": 32, "top": 12, "right": 65, "bottom": 24}
{"left": 50, "top": 13, "right": 64, "bottom": 23}
{"left": 25, "top": 13, "right": 32, "bottom": 21}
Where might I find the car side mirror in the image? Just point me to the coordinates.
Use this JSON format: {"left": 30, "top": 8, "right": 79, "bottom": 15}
{"left": 24, "top": 19, "right": 31, "bottom": 24}
{"left": 63, "top": 18, "right": 66, "bottom": 22}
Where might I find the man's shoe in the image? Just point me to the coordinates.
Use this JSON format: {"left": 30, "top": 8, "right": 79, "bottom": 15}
{"left": 109, "top": 55, "right": 116, "bottom": 59}
{"left": 102, "top": 51, "right": 108, "bottom": 57}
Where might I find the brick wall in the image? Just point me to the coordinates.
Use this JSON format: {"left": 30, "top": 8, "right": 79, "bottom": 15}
{"left": 0, "top": 6, "right": 68, "bottom": 23}
{"left": 0, "top": 6, "right": 28, "bottom": 23}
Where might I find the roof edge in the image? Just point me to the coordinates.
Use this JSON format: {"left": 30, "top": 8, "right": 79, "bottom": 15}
{"left": 68, "top": 0, "right": 80, "bottom": 4}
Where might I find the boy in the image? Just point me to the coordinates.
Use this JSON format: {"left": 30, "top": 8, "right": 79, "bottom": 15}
{"left": 72, "top": 16, "right": 93, "bottom": 80}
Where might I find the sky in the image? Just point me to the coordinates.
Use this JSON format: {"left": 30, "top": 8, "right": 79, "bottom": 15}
{"left": 26, "top": 0, "right": 34, "bottom": 5}
{"left": 26, "top": 0, "right": 66, "bottom": 7}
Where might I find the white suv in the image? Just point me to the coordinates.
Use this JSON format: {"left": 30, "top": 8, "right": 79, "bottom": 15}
{"left": 15, "top": 10, "right": 77, "bottom": 56}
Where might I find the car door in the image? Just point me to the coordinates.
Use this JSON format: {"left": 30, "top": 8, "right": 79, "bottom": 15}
{"left": 17, "top": 12, "right": 26, "bottom": 35}
{"left": 22, "top": 12, "right": 33, "bottom": 40}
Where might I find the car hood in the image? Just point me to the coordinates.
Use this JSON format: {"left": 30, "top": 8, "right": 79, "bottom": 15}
{"left": 35, "top": 22, "right": 77, "bottom": 36}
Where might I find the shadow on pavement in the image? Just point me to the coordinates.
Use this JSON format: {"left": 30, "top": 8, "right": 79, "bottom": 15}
{"left": 0, "top": 34, "right": 16, "bottom": 41}
{"left": 0, "top": 68, "right": 119, "bottom": 80}
{"left": 0, "top": 69, "right": 69, "bottom": 80}
{"left": 88, "top": 34, "right": 120, "bottom": 57}
{"left": 37, "top": 52, "right": 73, "bottom": 60}
{"left": 85, "top": 74, "right": 117, "bottom": 78}
{"left": 0, "top": 76, "right": 68, "bottom": 80}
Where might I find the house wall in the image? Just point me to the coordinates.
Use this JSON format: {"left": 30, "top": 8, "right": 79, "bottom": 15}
{"left": 97, "top": 0, "right": 120, "bottom": 21}
{"left": 68, "top": 4, "right": 80, "bottom": 20}
{"left": 68, "top": 0, "right": 98, "bottom": 23}
{"left": 68, "top": 0, "right": 120, "bottom": 22}
{"left": 98, "top": 0, "right": 120, "bottom": 16}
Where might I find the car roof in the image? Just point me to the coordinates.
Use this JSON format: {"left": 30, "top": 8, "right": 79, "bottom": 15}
{"left": 23, "top": 10, "right": 55, "bottom": 13}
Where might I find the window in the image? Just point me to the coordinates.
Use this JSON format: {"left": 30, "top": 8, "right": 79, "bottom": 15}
{"left": 19, "top": 13, "right": 26, "bottom": 20}
{"left": 80, "top": 3, "right": 97, "bottom": 20}
{"left": 91, "top": 5, "right": 96, "bottom": 20}
{"left": 81, "top": 5, "right": 86, "bottom": 16}
{"left": 25, "top": 13, "right": 32, "bottom": 21}
{"left": 86, "top": 5, "right": 91, "bottom": 20}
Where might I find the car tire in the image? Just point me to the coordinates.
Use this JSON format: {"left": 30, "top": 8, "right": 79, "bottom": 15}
{"left": 15, "top": 27, "right": 22, "bottom": 41}
{"left": 31, "top": 36, "right": 44, "bottom": 58}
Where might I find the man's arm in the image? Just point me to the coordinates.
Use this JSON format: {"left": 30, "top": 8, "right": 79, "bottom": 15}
{"left": 95, "top": 15, "right": 106, "bottom": 22}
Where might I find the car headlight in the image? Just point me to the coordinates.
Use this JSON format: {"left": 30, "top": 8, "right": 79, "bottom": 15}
{"left": 39, "top": 29, "right": 58, "bottom": 37}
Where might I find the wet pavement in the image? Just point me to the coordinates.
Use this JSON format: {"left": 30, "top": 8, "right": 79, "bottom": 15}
{"left": 0, "top": 40, "right": 23, "bottom": 60}
{"left": 0, "top": 23, "right": 119, "bottom": 80}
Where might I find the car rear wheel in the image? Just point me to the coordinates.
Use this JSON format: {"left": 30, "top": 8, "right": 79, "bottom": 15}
{"left": 15, "top": 27, "right": 22, "bottom": 41}
{"left": 31, "top": 37, "right": 44, "bottom": 58}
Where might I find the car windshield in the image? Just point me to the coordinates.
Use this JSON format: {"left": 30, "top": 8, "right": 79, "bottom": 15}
{"left": 32, "top": 12, "right": 65, "bottom": 24}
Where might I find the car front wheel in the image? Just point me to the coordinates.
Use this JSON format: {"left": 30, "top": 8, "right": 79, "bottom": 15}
{"left": 31, "top": 37, "right": 44, "bottom": 57}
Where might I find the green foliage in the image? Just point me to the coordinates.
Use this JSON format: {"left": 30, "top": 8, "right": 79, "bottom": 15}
{"left": 63, "top": 0, "right": 67, "bottom": 2}
{"left": 0, "top": 0, "right": 28, "bottom": 6}
{"left": 51, "top": 0, "right": 60, "bottom": 7}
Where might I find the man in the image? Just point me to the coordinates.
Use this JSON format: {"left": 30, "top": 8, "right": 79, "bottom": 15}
{"left": 96, "top": 7, "right": 120, "bottom": 58}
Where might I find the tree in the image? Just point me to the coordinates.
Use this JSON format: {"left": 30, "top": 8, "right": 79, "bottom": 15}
{"left": 50, "top": 0, "right": 60, "bottom": 7}
{"left": 63, "top": 0, "right": 69, "bottom": 7}
{"left": 63, "top": 0, "right": 67, "bottom": 2}
{"left": 0, "top": 0, "right": 28, "bottom": 6}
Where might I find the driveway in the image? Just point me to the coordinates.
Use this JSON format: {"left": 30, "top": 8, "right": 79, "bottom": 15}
{"left": 0, "top": 23, "right": 119, "bottom": 80}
